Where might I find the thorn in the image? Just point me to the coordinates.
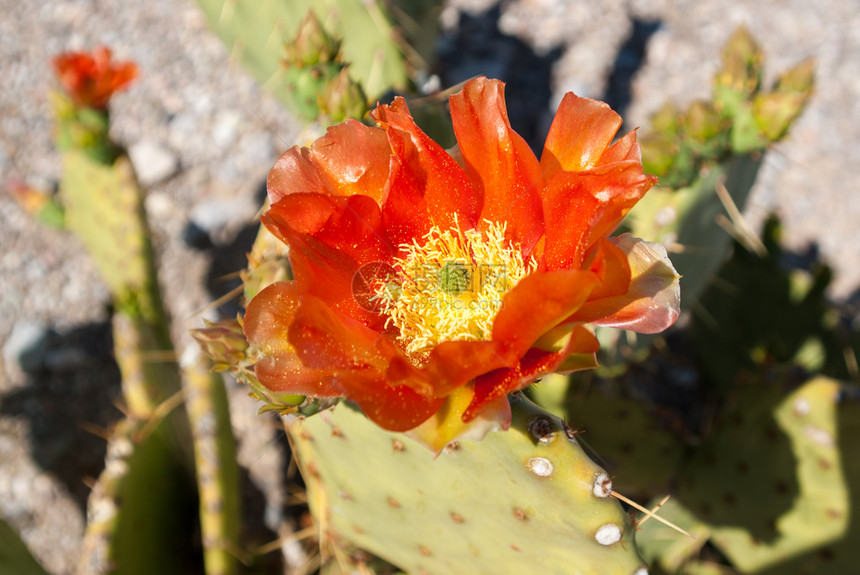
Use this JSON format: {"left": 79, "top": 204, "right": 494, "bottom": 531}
{"left": 82, "top": 476, "right": 97, "bottom": 490}
{"left": 136, "top": 390, "right": 186, "bottom": 441}
{"left": 79, "top": 421, "right": 112, "bottom": 441}
{"left": 844, "top": 345, "right": 860, "bottom": 383}
{"left": 188, "top": 283, "right": 244, "bottom": 322}
{"left": 635, "top": 494, "right": 671, "bottom": 527}
{"left": 254, "top": 525, "right": 316, "bottom": 555}
{"left": 714, "top": 179, "right": 768, "bottom": 257}
{"left": 610, "top": 491, "right": 693, "bottom": 538}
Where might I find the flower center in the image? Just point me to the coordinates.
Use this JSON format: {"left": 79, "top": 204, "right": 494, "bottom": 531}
{"left": 375, "top": 220, "right": 536, "bottom": 355}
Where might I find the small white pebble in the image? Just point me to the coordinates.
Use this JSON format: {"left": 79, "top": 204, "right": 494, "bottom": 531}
{"left": 527, "top": 457, "right": 554, "bottom": 477}
{"left": 593, "top": 473, "right": 613, "bottom": 498}
{"left": 595, "top": 523, "right": 622, "bottom": 546}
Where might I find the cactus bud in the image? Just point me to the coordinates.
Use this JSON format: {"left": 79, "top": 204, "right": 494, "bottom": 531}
{"left": 318, "top": 67, "right": 369, "bottom": 122}
{"left": 282, "top": 10, "right": 341, "bottom": 68}
{"left": 774, "top": 58, "right": 815, "bottom": 95}
{"left": 650, "top": 101, "right": 681, "bottom": 137}
{"left": 684, "top": 100, "right": 723, "bottom": 141}
{"left": 715, "top": 26, "right": 763, "bottom": 97}
{"left": 639, "top": 134, "right": 676, "bottom": 178}
{"left": 752, "top": 91, "right": 809, "bottom": 142}
{"left": 192, "top": 316, "right": 249, "bottom": 372}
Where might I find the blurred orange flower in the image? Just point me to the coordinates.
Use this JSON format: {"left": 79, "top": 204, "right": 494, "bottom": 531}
{"left": 244, "top": 77, "right": 679, "bottom": 449}
{"left": 52, "top": 46, "right": 138, "bottom": 109}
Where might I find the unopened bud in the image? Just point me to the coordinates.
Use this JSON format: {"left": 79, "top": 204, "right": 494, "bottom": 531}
{"left": 283, "top": 10, "right": 341, "bottom": 68}
{"left": 753, "top": 91, "right": 809, "bottom": 142}
{"left": 650, "top": 102, "right": 681, "bottom": 137}
{"left": 318, "top": 68, "right": 368, "bottom": 122}
{"left": 684, "top": 100, "right": 724, "bottom": 141}
{"left": 775, "top": 58, "right": 815, "bottom": 96}
{"left": 715, "top": 26, "right": 763, "bottom": 97}
{"left": 192, "top": 316, "right": 249, "bottom": 372}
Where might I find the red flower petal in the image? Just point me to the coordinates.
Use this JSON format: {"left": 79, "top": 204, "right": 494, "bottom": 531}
{"left": 372, "top": 98, "right": 480, "bottom": 248}
{"left": 267, "top": 121, "right": 391, "bottom": 205}
{"left": 450, "top": 77, "right": 544, "bottom": 254}
{"left": 263, "top": 193, "right": 393, "bottom": 324}
{"left": 540, "top": 92, "right": 623, "bottom": 176}
{"left": 570, "top": 235, "right": 680, "bottom": 333}
{"left": 244, "top": 282, "right": 341, "bottom": 397}
{"left": 309, "top": 120, "right": 391, "bottom": 203}
{"left": 542, "top": 159, "right": 656, "bottom": 270}
{"left": 340, "top": 372, "right": 445, "bottom": 432}
{"left": 52, "top": 46, "right": 138, "bottom": 109}
{"left": 465, "top": 326, "right": 599, "bottom": 420}
{"left": 492, "top": 269, "right": 600, "bottom": 358}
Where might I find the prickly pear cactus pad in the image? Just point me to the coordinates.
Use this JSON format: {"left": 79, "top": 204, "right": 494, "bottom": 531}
{"left": 194, "top": 0, "right": 407, "bottom": 120}
{"left": 674, "top": 377, "right": 856, "bottom": 573}
{"left": 290, "top": 393, "right": 649, "bottom": 575}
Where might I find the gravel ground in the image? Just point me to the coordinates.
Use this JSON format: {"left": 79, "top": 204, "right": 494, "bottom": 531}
{"left": 1, "top": 0, "right": 858, "bottom": 572}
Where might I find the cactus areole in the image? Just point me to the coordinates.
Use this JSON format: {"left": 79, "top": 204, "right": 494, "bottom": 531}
{"left": 244, "top": 77, "right": 680, "bottom": 450}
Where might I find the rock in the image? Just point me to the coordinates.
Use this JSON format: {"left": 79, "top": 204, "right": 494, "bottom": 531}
{"left": 128, "top": 140, "right": 180, "bottom": 186}
{"left": 3, "top": 319, "right": 50, "bottom": 378}
{"left": 185, "top": 197, "right": 254, "bottom": 248}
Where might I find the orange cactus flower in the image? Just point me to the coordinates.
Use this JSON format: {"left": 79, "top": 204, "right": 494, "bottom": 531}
{"left": 244, "top": 77, "right": 679, "bottom": 449}
{"left": 52, "top": 46, "right": 138, "bottom": 110}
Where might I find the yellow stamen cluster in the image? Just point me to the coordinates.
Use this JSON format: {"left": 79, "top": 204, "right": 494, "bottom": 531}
{"left": 375, "top": 220, "right": 536, "bottom": 355}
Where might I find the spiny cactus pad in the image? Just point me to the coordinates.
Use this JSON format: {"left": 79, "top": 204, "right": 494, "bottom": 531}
{"left": 675, "top": 377, "right": 856, "bottom": 574}
{"left": 289, "top": 393, "right": 648, "bottom": 575}
{"left": 530, "top": 374, "right": 685, "bottom": 497}
{"left": 60, "top": 150, "right": 161, "bottom": 322}
{"left": 195, "top": 0, "right": 408, "bottom": 119}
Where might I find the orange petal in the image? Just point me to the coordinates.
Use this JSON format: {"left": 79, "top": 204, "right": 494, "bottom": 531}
{"left": 540, "top": 93, "right": 622, "bottom": 176}
{"left": 425, "top": 339, "right": 515, "bottom": 397}
{"left": 244, "top": 282, "right": 341, "bottom": 396}
{"left": 372, "top": 98, "right": 479, "bottom": 245}
{"left": 267, "top": 122, "right": 391, "bottom": 205}
{"left": 267, "top": 147, "right": 329, "bottom": 204}
{"left": 309, "top": 120, "right": 391, "bottom": 204}
{"left": 540, "top": 170, "right": 601, "bottom": 270}
{"left": 583, "top": 237, "right": 632, "bottom": 301}
{"left": 288, "top": 294, "right": 398, "bottom": 372}
{"left": 263, "top": 193, "right": 393, "bottom": 323}
{"left": 570, "top": 234, "right": 680, "bottom": 333}
{"left": 342, "top": 373, "right": 445, "bottom": 432}
{"left": 450, "top": 77, "right": 544, "bottom": 254}
{"left": 542, "top": 160, "right": 655, "bottom": 269}
{"left": 492, "top": 270, "right": 600, "bottom": 358}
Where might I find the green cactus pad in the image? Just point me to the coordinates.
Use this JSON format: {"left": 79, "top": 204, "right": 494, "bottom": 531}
{"left": 530, "top": 374, "right": 686, "bottom": 498}
{"left": 676, "top": 377, "right": 856, "bottom": 574}
{"left": 289, "top": 393, "right": 648, "bottom": 575}
{"left": 79, "top": 417, "right": 198, "bottom": 575}
{"left": 194, "top": 0, "right": 408, "bottom": 119}
{"left": 0, "top": 517, "right": 49, "bottom": 575}
{"left": 60, "top": 150, "right": 161, "bottom": 322}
